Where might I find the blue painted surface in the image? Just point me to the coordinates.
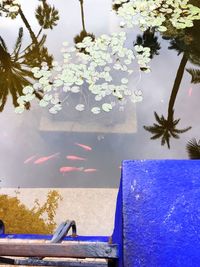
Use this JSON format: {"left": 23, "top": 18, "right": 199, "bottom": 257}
{"left": 112, "top": 178, "right": 123, "bottom": 267}
{"left": 0, "top": 234, "right": 108, "bottom": 242}
{"left": 122, "top": 160, "right": 200, "bottom": 267}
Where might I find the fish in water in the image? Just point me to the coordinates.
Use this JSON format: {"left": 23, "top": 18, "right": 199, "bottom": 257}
{"left": 60, "top": 166, "right": 83, "bottom": 173}
{"left": 34, "top": 153, "right": 59, "bottom": 164}
{"left": 66, "top": 155, "right": 87, "bottom": 161}
{"left": 24, "top": 155, "right": 36, "bottom": 164}
{"left": 188, "top": 87, "right": 193, "bottom": 97}
{"left": 83, "top": 168, "right": 97, "bottom": 173}
{"left": 75, "top": 143, "right": 92, "bottom": 151}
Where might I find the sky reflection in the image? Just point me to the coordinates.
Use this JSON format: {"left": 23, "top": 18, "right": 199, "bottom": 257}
{"left": 0, "top": 0, "right": 200, "bottom": 188}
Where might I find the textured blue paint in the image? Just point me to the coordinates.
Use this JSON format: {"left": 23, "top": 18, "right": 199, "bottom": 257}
{"left": 112, "top": 178, "right": 123, "bottom": 267}
{"left": 122, "top": 160, "right": 200, "bottom": 267}
{"left": 0, "top": 234, "right": 108, "bottom": 242}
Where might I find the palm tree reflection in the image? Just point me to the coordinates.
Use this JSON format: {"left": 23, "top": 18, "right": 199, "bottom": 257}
{"left": 143, "top": 19, "right": 200, "bottom": 148}
{"left": 112, "top": 0, "right": 130, "bottom": 12}
{"left": 0, "top": 30, "right": 50, "bottom": 111}
{"left": 186, "top": 68, "right": 200, "bottom": 84}
{"left": 22, "top": 35, "right": 53, "bottom": 68}
{"left": 0, "top": 1, "right": 59, "bottom": 111}
{"left": 18, "top": 5, "right": 55, "bottom": 67}
{"left": 134, "top": 28, "right": 161, "bottom": 59}
{"left": 186, "top": 138, "right": 200, "bottom": 159}
{"left": 35, "top": 0, "right": 59, "bottom": 31}
{"left": 144, "top": 112, "right": 191, "bottom": 149}
{"left": 144, "top": 51, "right": 192, "bottom": 149}
{"left": 0, "top": 28, "right": 33, "bottom": 111}
{"left": 74, "top": 0, "right": 95, "bottom": 53}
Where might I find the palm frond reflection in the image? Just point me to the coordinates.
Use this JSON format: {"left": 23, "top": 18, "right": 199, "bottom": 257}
{"left": 186, "top": 68, "right": 200, "bottom": 84}
{"left": 186, "top": 138, "right": 200, "bottom": 159}
{"left": 74, "top": 0, "right": 95, "bottom": 53}
{"left": 143, "top": 18, "right": 200, "bottom": 149}
{"left": 0, "top": 1, "right": 59, "bottom": 112}
{"left": 0, "top": 28, "right": 33, "bottom": 111}
{"left": 134, "top": 28, "right": 161, "bottom": 59}
{"left": 144, "top": 111, "right": 191, "bottom": 149}
{"left": 35, "top": 0, "right": 59, "bottom": 30}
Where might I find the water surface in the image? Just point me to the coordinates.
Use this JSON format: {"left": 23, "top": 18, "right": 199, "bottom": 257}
{"left": 0, "top": 0, "right": 200, "bottom": 188}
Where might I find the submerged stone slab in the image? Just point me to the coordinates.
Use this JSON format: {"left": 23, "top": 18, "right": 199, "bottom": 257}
{"left": 39, "top": 103, "right": 137, "bottom": 133}
{"left": 113, "top": 160, "right": 200, "bottom": 267}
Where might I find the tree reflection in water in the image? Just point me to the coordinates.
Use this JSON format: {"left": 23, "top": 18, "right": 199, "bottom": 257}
{"left": 144, "top": 17, "right": 200, "bottom": 149}
{"left": 35, "top": 0, "right": 59, "bottom": 31}
{"left": 0, "top": 28, "right": 33, "bottom": 111}
{"left": 74, "top": 0, "right": 95, "bottom": 53}
{"left": 112, "top": 0, "right": 130, "bottom": 13}
{"left": 186, "top": 138, "right": 200, "bottom": 159}
{"left": 18, "top": 1, "right": 58, "bottom": 68}
{"left": 186, "top": 68, "right": 200, "bottom": 84}
{"left": 143, "top": 53, "right": 192, "bottom": 149}
{"left": 134, "top": 28, "right": 161, "bottom": 59}
{"left": 0, "top": 190, "right": 62, "bottom": 234}
{"left": 0, "top": 1, "right": 59, "bottom": 111}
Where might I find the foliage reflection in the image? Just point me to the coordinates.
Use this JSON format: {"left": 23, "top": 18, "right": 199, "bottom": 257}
{"left": 0, "top": 0, "right": 59, "bottom": 111}
{"left": 144, "top": 17, "right": 200, "bottom": 148}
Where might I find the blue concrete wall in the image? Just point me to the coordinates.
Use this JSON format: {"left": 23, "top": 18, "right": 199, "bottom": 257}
{"left": 112, "top": 179, "right": 123, "bottom": 267}
{"left": 113, "top": 160, "right": 200, "bottom": 267}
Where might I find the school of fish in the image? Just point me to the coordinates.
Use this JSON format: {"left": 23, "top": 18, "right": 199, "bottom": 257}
{"left": 24, "top": 143, "right": 98, "bottom": 175}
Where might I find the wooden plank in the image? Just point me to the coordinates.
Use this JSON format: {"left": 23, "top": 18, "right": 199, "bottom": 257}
{"left": 0, "top": 257, "right": 109, "bottom": 266}
{"left": 0, "top": 242, "right": 118, "bottom": 259}
{"left": 15, "top": 258, "right": 109, "bottom": 266}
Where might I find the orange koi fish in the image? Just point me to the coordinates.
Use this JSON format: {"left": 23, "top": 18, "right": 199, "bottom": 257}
{"left": 34, "top": 153, "right": 59, "bottom": 164}
{"left": 60, "top": 166, "right": 83, "bottom": 173}
{"left": 83, "top": 168, "right": 97, "bottom": 173}
{"left": 188, "top": 87, "right": 192, "bottom": 97}
{"left": 24, "top": 155, "right": 36, "bottom": 164}
{"left": 75, "top": 143, "right": 92, "bottom": 151}
{"left": 66, "top": 155, "right": 87, "bottom": 161}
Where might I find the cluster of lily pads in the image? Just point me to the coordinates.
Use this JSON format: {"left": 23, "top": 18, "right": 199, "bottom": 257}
{"left": 134, "top": 45, "right": 151, "bottom": 72}
{"left": 114, "top": 0, "right": 200, "bottom": 31}
{"left": 16, "top": 32, "right": 151, "bottom": 114}
{"left": 0, "top": 0, "right": 20, "bottom": 18}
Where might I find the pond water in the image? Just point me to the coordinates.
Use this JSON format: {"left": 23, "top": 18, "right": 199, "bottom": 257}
{"left": 0, "top": 0, "right": 200, "bottom": 189}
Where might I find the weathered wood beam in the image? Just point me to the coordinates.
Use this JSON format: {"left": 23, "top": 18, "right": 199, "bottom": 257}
{"left": 1, "top": 257, "right": 109, "bottom": 267}
{"left": 0, "top": 242, "right": 118, "bottom": 259}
